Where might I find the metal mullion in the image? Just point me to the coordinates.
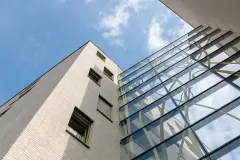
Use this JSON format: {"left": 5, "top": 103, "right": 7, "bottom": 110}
{"left": 129, "top": 90, "right": 240, "bottom": 160}
{"left": 119, "top": 36, "right": 239, "bottom": 111}
{"left": 119, "top": 29, "right": 224, "bottom": 96}
{"left": 119, "top": 27, "right": 215, "bottom": 86}
{"left": 118, "top": 25, "right": 204, "bottom": 80}
{"left": 120, "top": 69, "right": 240, "bottom": 142}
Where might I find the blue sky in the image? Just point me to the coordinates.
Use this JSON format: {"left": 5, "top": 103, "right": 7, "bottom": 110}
{"left": 0, "top": 0, "right": 192, "bottom": 105}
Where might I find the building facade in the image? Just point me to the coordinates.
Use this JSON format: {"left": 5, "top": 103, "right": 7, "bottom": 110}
{"left": 0, "top": 41, "right": 122, "bottom": 160}
{"left": 118, "top": 25, "right": 240, "bottom": 160}
{"left": 1, "top": 2, "right": 240, "bottom": 160}
{"left": 159, "top": 0, "right": 240, "bottom": 33}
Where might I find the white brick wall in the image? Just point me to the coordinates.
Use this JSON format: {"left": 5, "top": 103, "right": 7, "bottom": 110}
{"left": 3, "top": 42, "right": 121, "bottom": 160}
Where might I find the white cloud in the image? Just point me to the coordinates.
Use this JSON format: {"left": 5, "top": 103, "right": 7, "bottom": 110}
{"left": 168, "top": 19, "right": 193, "bottom": 39}
{"left": 98, "top": 0, "right": 150, "bottom": 46}
{"left": 99, "top": 6, "right": 130, "bottom": 39}
{"left": 147, "top": 18, "right": 168, "bottom": 53}
{"left": 177, "top": 19, "right": 193, "bottom": 36}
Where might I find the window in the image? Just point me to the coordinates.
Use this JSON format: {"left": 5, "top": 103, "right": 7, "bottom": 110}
{"left": 104, "top": 67, "right": 114, "bottom": 81}
{"left": 97, "top": 95, "right": 113, "bottom": 121}
{"left": 96, "top": 51, "right": 106, "bottom": 62}
{"left": 66, "top": 107, "right": 93, "bottom": 147}
{"left": 88, "top": 68, "right": 102, "bottom": 85}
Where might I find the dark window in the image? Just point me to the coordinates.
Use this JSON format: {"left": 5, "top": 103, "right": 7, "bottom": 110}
{"left": 97, "top": 95, "right": 113, "bottom": 121}
{"left": 104, "top": 67, "right": 114, "bottom": 81}
{"left": 88, "top": 68, "right": 102, "bottom": 85}
{"left": 96, "top": 51, "right": 106, "bottom": 62}
{"left": 67, "top": 107, "right": 94, "bottom": 147}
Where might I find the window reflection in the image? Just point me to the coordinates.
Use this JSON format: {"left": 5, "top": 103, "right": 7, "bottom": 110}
{"left": 194, "top": 103, "right": 240, "bottom": 151}
{"left": 122, "top": 110, "right": 188, "bottom": 159}
{"left": 119, "top": 26, "right": 240, "bottom": 160}
{"left": 173, "top": 73, "right": 222, "bottom": 106}
{"left": 135, "top": 129, "right": 205, "bottom": 160}
{"left": 183, "top": 84, "right": 240, "bottom": 124}
{"left": 120, "top": 96, "right": 176, "bottom": 137}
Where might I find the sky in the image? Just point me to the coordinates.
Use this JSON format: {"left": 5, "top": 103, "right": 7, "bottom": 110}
{"left": 0, "top": 0, "right": 192, "bottom": 105}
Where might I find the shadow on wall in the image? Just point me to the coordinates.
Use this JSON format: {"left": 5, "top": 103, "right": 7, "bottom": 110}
{"left": 61, "top": 65, "right": 120, "bottom": 160}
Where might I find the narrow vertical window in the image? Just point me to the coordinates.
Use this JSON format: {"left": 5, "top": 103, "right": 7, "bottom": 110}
{"left": 97, "top": 95, "right": 113, "bottom": 121}
{"left": 66, "top": 107, "right": 94, "bottom": 147}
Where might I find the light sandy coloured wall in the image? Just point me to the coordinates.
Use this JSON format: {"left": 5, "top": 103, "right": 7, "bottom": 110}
{"left": 3, "top": 41, "right": 122, "bottom": 160}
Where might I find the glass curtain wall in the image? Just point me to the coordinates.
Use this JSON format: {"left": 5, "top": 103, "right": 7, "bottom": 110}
{"left": 118, "top": 25, "right": 240, "bottom": 160}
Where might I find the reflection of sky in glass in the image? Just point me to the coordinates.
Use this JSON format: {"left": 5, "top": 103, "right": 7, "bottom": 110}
{"left": 173, "top": 73, "right": 221, "bottom": 105}
{"left": 233, "top": 78, "right": 240, "bottom": 87}
{"left": 119, "top": 27, "right": 240, "bottom": 160}
{"left": 186, "top": 84, "right": 240, "bottom": 124}
{"left": 217, "top": 146, "right": 240, "bottom": 160}
{"left": 196, "top": 105, "right": 240, "bottom": 151}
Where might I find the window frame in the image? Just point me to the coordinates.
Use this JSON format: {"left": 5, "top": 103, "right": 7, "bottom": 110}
{"left": 66, "top": 107, "right": 94, "bottom": 148}
{"left": 97, "top": 95, "right": 113, "bottom": 122}
{"left": 103, "top": 67, "right": 114, "bottom": 81}
{"left": 88, "top": 68, "right": 102, "bottom": 86}
{"left": 96, "top": 51, "right": 106, "bottom": 62}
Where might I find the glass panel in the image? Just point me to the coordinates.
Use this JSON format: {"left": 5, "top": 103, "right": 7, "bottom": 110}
{"left": 153, "top": 51, "right": 188, "bottom": 72}
{"left": 122, "top": 110, "right": 187, "bottom": 159}
{"left": 159, "top": 129, "right": 205, "bottom": 160}
{"left": 165, "top": 64, "right": 207, "bottom": 92}
{"left": 216, "top": 146, "right": 240, "bottom": 160}
{"left": 172, "top": 28, "right": 216, "bottom": 52}
{"left": 121, "top": 69, "right": 156, "bottom": 93}
{"left": 209, "top": 139, "right": 240, "bottom": 160}
{"left": 233, "top": 77, "right": 240, "bottom": 87}
{"left": 123, "top": 84, "right": 167, "bottom": 115}
{"left": 146, "top": 26, "right": 207, "bottom": 63}
{"left": 135, "top": 149, "right": 155, "bottom": 160}
{"left": 216, "top": 60, "right": 240, "bottom": 78}
{"left": 159, "top": 57, "right": 196, "bottom": 82}
{"left": 120, "top": 84, "right": 167, "bottom": 120}
{"left": 183, "top": 84, "right": 240, "bottom": 125}
{"left": 120, "top": 96, "right": 176, "bottom": 137}
{"left": 172, "top": 73, "right": 222, "bottom": 106}
{"left": 148, "top": 44, "right": 175, "bottom": 62}
{"left": 151, "top": 47, "right": 181, "bottom": 67}
{"left": 192, "top": 32, "right": 237, "bottom": 62}
{"left": 119, "top": 76, "right": 161, "bottom": 106}
{"left": 135, "top": 129, "right": 205, "bottom": 160}
{"left": 121, "top": 64, "right": 152, "bottom": 85}
{"left": 119, "top": 59, "right": 149, "bottom": 80}
{"left": 172, "top": 26, "right": 207, "bottom": 47}
{"left": 193, "top": 102, "right": 240, "bottom": 152}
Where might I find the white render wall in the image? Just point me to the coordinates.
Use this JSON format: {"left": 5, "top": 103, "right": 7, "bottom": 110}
{"left": 160, "top": 0, "right": 240, "bottom": 33}
{"left": 3, "top": 41, "right": 122, "bottom": 160}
